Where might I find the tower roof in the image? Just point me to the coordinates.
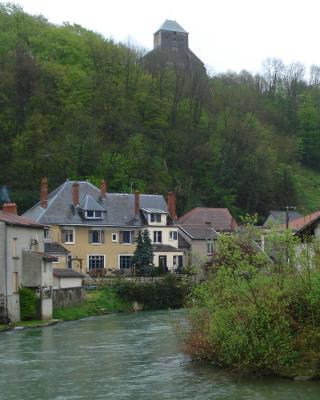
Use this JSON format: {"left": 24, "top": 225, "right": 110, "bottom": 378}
{"left": 156, "top": 19, "right": 188, "bottom": 34}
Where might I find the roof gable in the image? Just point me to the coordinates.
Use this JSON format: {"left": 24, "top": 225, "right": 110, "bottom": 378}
{"left": 0, "top": 211, "right": 46, "bottom": 228}
{"left": 177, "top": 207, "right": 236, "bottom": 231}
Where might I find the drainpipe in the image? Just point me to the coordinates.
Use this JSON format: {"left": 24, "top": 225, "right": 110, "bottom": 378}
{"left": 4, "top": 224, "right": 8, "bottom": 323}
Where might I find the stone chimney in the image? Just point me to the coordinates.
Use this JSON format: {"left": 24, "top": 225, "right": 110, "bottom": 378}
{"left": 135, "top": 190, "right": 140, "bottom": 215}
{"left": 167, "top": 192, "right": 177, "bottom": 221}
{"left": 40, "top": 177, "right": 48, "bottom": 209}
{"left": 2, "top": 202, "right": 17, "bottom": 214}
{"left": 72, "top": 182, "right": 80, "bottom": 206}
{"left": 100, "top": 180, "right": 107, "bottom": 199}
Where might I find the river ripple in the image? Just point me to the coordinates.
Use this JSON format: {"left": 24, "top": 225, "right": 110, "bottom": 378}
{"left": 0, "top": 309, "right": 320, "bottom": 400}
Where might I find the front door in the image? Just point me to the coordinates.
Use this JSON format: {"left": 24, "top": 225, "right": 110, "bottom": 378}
{"left": 159, "top": 255, "right": 167, "bottom": 270}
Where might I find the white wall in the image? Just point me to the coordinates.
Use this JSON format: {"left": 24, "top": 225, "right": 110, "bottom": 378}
{"left": 147, "top": 226, "right": 179, "bottom": 247}
{"left": 53, "top": 276, "right": 82, "bottom": 289}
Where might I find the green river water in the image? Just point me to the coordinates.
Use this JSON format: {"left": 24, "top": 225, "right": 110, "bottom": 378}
{"left": 0, "top": 309, "right": 320, "bottom": 399}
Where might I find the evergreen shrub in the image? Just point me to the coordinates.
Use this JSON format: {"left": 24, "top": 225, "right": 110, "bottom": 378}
{"left": 19, "top": 287, "right": 38, "bottom": 320}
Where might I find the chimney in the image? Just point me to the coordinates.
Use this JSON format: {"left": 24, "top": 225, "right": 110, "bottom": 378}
{"left": 72, "top": 182, "right": 80, "bottom": 206}
{"left": 2, "top": 202, "right": 17, "bottom": 214}
{"left": 40, "top": 177, "right": 48, "bottom": 209}
{"left": 100, "top": 180, "right": 107, "bottom": 199}
{"left": 135, "top": 190, "right": 140, "bottom": 215}
{"left": 167, "top": 192, "right": 177, "bottom": 221}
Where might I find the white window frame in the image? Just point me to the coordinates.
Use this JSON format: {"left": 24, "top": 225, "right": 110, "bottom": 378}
{"left": 85, "top": 210, "right": 103, "bottom": 219}
{"left": 153, "top": 231, "right": 162, "bottom": 244}
{"left": 169, "top": 230, "right": 178, "bottom": 241}
{"left": 207, "top": 241, "right": 214, "bottom": 255}
{"left": 89, "top": 229, "right": 104, "bottom": 245}
{"left": 87, "top": 254, "right": 105, "bottom": 270}
{"left": 150, "top": 213, "right": 161, "bottom": 223}
{"left": 61, "top": 228, "right": 75, "bottom": 244}
{"left": 118, "top": 254, "right": 134, "bottom": 269}
{"left": 112, "top": 233, "right": 118, "bottom": 243}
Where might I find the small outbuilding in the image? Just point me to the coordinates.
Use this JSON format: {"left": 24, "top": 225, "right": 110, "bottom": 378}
{"left": 53, "top": 268, "right": 83, "bottom": 289}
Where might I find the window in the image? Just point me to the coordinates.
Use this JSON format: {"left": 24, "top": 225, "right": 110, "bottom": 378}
{"left": 119, "top": 255, "right": 134, "bottom": 269}
{"left": 122, "top": 231, "right": 132, "bottom": 244}
{"left": 153, "top": 231, "right": 162, "bottom": 243}
{"left": 150, "top": 213, "right": 161, "bottom": 223}
{"left": 44, "top": 229, "right": 50, "bottom": 239}
{"left": 85, "top": 210, "right": 103, "bottom": 219}
{"left": 112, "top": 233, "right": 118, "bottom": 243}
{"left": 169, "top": 231, "right": 178, "bottom": 240}
{"left": 89, "top": 230, "right": 104, "bottom": 244}
{"left": 207, "top": 241, "right": 214, "bottom": 255}
{"left": 88, "top": 255, "right": 105, "bottom": 270}
{"left": 62, "top": 229, "right": 75, "bottom": 244}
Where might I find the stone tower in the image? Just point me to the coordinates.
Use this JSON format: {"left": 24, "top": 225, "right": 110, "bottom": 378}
{"left": 153, "top": 20, "right": 189, "bottom": 52}
{"left": 142, "top": 19, "right": 205, "bottom": 73}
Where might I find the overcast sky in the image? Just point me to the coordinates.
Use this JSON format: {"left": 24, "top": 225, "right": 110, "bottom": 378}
{"left": 13, "top": 0, "right": 320, "bottom": 75}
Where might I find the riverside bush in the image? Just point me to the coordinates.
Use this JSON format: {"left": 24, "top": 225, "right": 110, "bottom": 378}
{"left": 19, "top": 287, "right": 37, "bottom": 320}
{"left": 185, "top": 232, "right": 320, "bottom": 377}
{"left": 113, "top": 275, "right": 189, "bottom": 310}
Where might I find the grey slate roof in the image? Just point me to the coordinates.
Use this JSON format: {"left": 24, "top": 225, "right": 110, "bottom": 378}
{"left": 23, "top": 181, "right": 168, "bottom": 227}
{"left": 178, "top": 224, "right": 219, "bottom": 240}
{"left": 263, "top": 211, "right": 302, "bottom": 228}
{"left": 80, "top": 194, "right": 104, "bottom": 211}
{"left": 53, "top": 268, "right": 84, "bottom": 278}
{"left": 44, "top": 242, "right": 70, "bottom": 254}
{"left": 177, "top": 207, "right": 236, "bottom": 232}
{"left": 157, "top": 19, "right": 188, "bottom": 33}
{"left": 153, "top": 244, "right": 183, "bottom": 253}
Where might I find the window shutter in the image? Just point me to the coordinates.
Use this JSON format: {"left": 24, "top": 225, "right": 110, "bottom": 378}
{"left": 101, "top": 230, "right": 105, "bottom": 244}
{"left": 119, "top": 231, "right": 123, "bottom": 244}
{"left": 88, "top": 231, "right": 93, "bottom": 244}
{"left": 131, "top": 231, "right": 135, "bottom": 244}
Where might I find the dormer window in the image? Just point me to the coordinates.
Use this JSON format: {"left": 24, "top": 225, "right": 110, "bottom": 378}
{"left": 150, "top": 213, "right": 161, "bottom": 223}
{"left": 85, "top": 210, "right": 103, "bottom": 219}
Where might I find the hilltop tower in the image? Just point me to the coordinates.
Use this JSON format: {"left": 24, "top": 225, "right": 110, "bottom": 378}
{"left": 142, "top": 19, "right": 205, "bottom": 73}
{"left": 153, "top": 20, "right": 189, "bottom": 52}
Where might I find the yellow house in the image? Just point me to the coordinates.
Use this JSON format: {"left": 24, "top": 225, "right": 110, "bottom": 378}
{"left": 23, "top": 179, "right": 183, "bottom": 273}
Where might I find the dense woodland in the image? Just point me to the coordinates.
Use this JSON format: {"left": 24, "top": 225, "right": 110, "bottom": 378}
{"left": 1, "top": 3, "right": 320, "bottom": 218}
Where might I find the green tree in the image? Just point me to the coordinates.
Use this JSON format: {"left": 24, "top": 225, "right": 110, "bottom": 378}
{"left": 133, "top": 229, "right": 154, "bottom": 274}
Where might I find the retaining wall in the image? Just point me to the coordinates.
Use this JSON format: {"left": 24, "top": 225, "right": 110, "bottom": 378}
{"left": 53, "top": 287, "right": 85, "bottom": 309}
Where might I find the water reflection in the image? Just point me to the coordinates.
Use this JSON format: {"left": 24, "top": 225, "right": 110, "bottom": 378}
{"left": 0, "top": 310, "right": 319, "bottom": 400}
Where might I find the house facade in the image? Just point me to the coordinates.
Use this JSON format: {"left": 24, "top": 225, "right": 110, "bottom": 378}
{"left": 23, "top": 178, "right": 183, "bottom": 273}
{"left": 177, "top": 207, "right": 236, "bottom": 266}
{"left": 0, "top": 203, "right": 53, "bottom": 322}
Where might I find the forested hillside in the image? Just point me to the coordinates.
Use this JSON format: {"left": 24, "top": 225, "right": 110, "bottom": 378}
{"left": 1, "top": 3, "right": 320, "bottom": 218}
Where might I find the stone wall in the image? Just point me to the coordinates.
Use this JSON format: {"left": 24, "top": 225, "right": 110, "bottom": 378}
{"left": 82, "top": 276, "right": 166, "bottom": 288}
{"left": 53, "top": 287, "right": 85, "bottom": 309}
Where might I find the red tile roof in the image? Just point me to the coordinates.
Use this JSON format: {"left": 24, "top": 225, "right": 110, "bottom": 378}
{"left": 177, "top": 207, "right": 236, "bottom": 231}
{"left": 0, "top": 211, "right": 47, "bottom": 228}
{"left": 283, "top": 211, "right": 320, "bottom": 231}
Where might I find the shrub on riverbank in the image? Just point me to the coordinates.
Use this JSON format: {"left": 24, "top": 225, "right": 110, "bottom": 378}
{"left": 113, "top": 275, "right": 190, "bottom": 310}
{"left": 53, "top": 288, "right": 130, "bottom": 321}
{"left": 185, "top": 231, "right": 320, "bottom": 378}
{"left": 19, "top": 287, "right": 38, "bottom": 320}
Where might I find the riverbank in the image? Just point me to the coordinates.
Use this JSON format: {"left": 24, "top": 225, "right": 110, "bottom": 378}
{"left": 54, "top": 275, "right": 190, "bottom": 321}
{"left": 53, "top": 287, "right": 131, "bottom": 321}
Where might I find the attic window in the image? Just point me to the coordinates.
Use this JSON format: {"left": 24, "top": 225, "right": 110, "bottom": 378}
{"left": 85, "top": 210, "right": 103, "bottom": 219}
